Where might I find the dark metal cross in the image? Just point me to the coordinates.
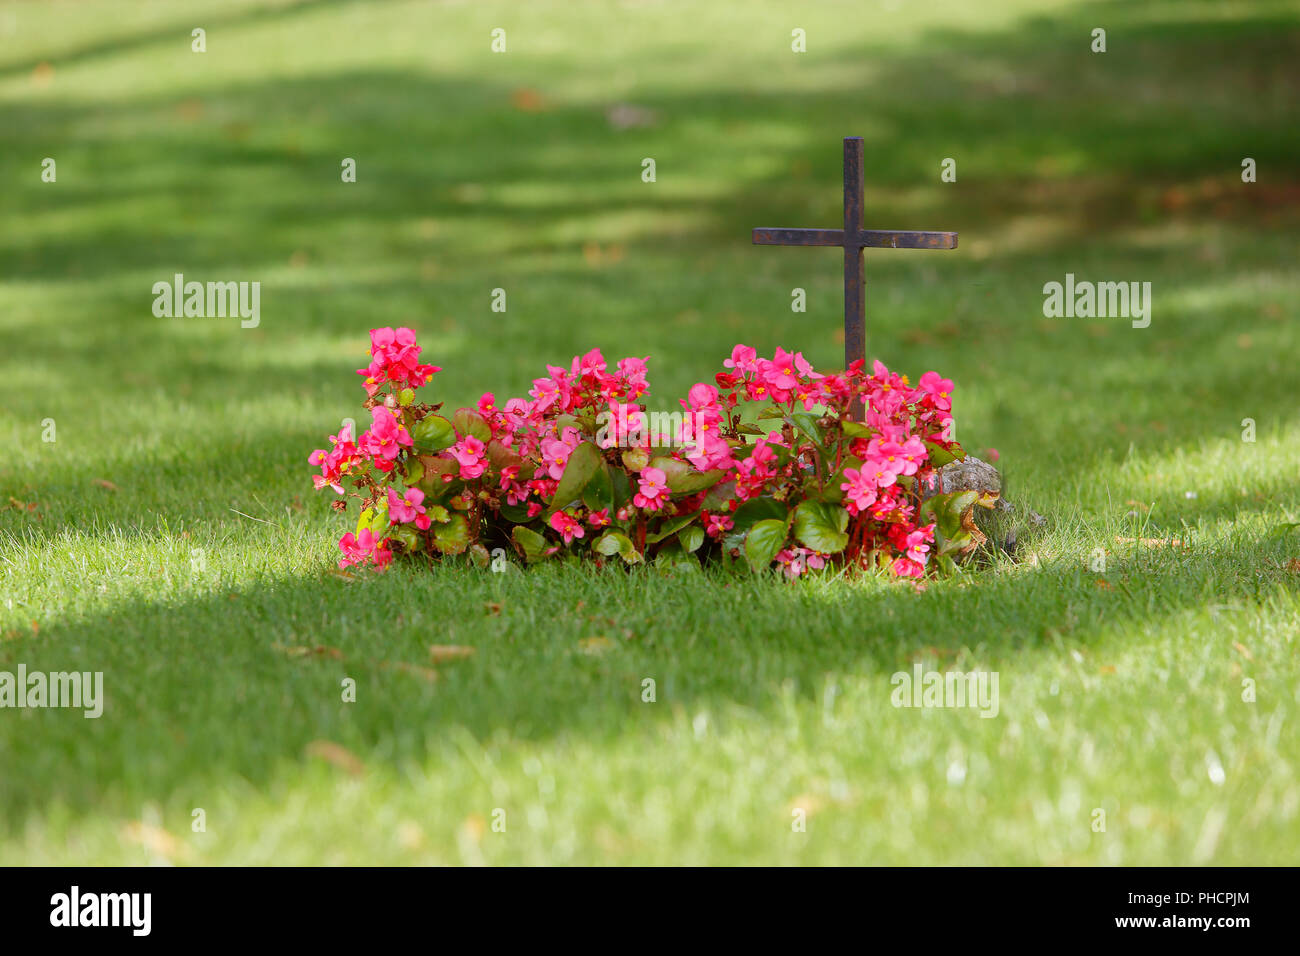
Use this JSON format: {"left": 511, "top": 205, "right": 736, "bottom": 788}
{"left": 753, "top": 136, "right": 957, "bottom": 411}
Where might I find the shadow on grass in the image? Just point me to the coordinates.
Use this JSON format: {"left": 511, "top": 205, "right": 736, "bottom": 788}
{"left": 2, "top": 527, "right": 1297, "bottom": 822}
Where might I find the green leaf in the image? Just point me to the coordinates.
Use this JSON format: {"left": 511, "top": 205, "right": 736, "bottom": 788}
{"left": 621, "top": 448, "right": 650, "bottom": 472}
{"left": 468, "top": 543, "right": 491, "bottom": 569}
{"left": 486, "top": 439, "right": 523, "bottom": 471}
{"left": 582, "top": 461, "right": 614, "bottom": 513}
{"left": 648, "top": 456, "right": 725, "bottom": 495}
{"left": 645, "top": 510, "right": 699, "bottom": 544}
{"left": 701, "top": 480, "right": 737, "bottom": 511}
{"left": 410, "top": 414, "right": 456, "bottom": 452}
{"left": 452, "top": 408, "right": 492, "bottom": 442}
{"left": 433, "top": 514, "right": 469, "bottom": 555}
{"left": 403, "top": 458, "right": 425, "bottom": 485}
{"left": 498, "top": 502, "right": 534, "bottom": 524}
{"left": 920, "top": 489, "right": 979, "bottom": 557}
{"left": 736, "top": 423, "right": 765, "bottom": 436}
{"left": 593, "top": 530, "right": 642, "bottom": 564}
{"left": 923, "top": 440, "right": 965, "bottom": 469}
{"left": 731, "top": 497, "right": 788, "bottom": 533}
{"left": 397, "top": 388, "right": 416, "bottom": 407}
{"left": 426, "top": 504, "right": 450, "bottom": 524}
{"left": 678, "top": 525, "right": 705, "bottom": 553}
{"left": 511, "top": 525, "right": 549, "bottom": 564}
{"left": 840, "top": 421, "right": 872, "bottom": 438}
{"left": 1267, "top": 522, "right": 1300, "bottom": 539}
{"left": 793, "top": 501, "right": 850, "bottom": 554}
{"left": 790, "top": 411, "right": 825, "bottom": 450}
{"left": 548, "top": 441, "right": 603, "bottom": 513}
{"left": 390, "top": 525, "right": 423, "bottom": 552}
{"left": 744, "top": 519, "right": 787, "bottom": 572}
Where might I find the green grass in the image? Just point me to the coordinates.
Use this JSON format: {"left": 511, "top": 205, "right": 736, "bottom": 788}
{"left": 1, "top": 0, "right": 1298, "bottom": 864}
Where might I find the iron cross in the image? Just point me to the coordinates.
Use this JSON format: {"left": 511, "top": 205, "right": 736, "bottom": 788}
{"left": 753, "top": 136, "right": 957, "bottom": 407}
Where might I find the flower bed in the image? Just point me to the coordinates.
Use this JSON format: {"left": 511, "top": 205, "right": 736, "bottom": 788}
{"left": 310, "top": 328, "right": 982, "bottom": 577}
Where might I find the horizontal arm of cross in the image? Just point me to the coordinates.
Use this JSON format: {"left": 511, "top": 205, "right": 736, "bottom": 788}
{"left": 752, "top": 228, "right": 957, "bottom": 249}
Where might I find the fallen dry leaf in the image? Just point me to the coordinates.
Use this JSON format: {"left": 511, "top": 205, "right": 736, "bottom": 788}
{"left": 1099, "top": 665, "right": 1117, "bottom": 675}
{"left": 577, "top": 636, "right": 615, "bottom": 655}
{"left": 122, "top": 821, "right": 188, "bottom": 860}
{"left": 379, "top": 661, "right": 439, "bottom": 682}
{"left": 93, "top": 478, "right": 119, "bottom": 492}
{"left": 1116, "top": 536, "right": 1185, "bottom": 548}
{"left": 511, "top": 87, "right": 544, "bottom": 112}
{"left": 1232, "top": 642, "right": 1254, "bottom": 661}
{"left": 1095, "top": 579, "right": 1113, "bottom": 591}
{"left": 1285, "top": 559, "right": 1300, "bottom": 574}
{"left": 429, "top": 645, "right": 475, "bottom": 663}
{"left": 484, "top": 602, "right": 503, "bottom": 616}
{"left": 327, "top": 569, "right": 357, "bottom": 582}
{"left": 305, "top": 740, "right": 364, "bottom": 776}
{"left": 272, "top": 643, "right": 343, "bottom": 661}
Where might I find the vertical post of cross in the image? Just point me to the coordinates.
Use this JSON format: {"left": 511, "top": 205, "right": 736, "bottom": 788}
{"left": 842, "top": 137, "right": 866, "bottom": 379}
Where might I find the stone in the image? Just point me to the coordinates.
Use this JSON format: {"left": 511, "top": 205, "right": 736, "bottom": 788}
{"left": 936, "top": 456, "right": 1046, "bottom": 559}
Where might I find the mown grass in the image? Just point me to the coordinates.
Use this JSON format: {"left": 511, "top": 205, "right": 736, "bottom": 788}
{"left": 0, "top": 0, "right": 1297, "bottom": 864}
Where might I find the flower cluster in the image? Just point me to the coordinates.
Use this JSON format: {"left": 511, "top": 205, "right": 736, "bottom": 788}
{"left": 310, "top": 328, "right": 975, "bottom": 576}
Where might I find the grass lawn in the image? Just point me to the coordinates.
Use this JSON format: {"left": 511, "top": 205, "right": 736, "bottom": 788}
{"left": 1, "top": 0, "right": 1298, "bottom": 864}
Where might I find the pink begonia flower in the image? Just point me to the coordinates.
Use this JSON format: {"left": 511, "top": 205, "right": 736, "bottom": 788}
{"left": 449, "top": 435, "right": 487, "bottom": 479}
{"left": 633, "top": 467, "right": 669, "bottom": 511}
{"left": 359, "top": 406, "right": 412, "bottom": 464}
{"left": 539, "top": 427, "right": 581, "bottom": 480}
{"left": 686, "top": 382, "right": 719, "bottom": 410}
{"left": 337, "top": 528, "right": 392, "bottom": 570}
{"left": 704, "top": 512, "right": 734, "bottom": 538}
{"left": 571, "top": 348, "right": 607, "bottom": 378}
{"left": 549, "top": 511, "right": 585, "bottom": 545}
{"left": 387, "top": 486, "right": 431, "bottom": 530}
{"left": 526, "top": 501, "right": 544, "bottom": 519}
{"left": 587, "top": 509, "right": 611, "bottom": 528}
{"left": 764, "top": 347, "right": 801, "bottom": 391}
{"left": 309, "top": 422, "right": 362, "bottom": 494}
{"left": 723, "top": 344, "right": 759, "bottom": 374}
{"left": 905, "top": 525, "right": 934, "bottom": 565}
{"left": 896, "top": 436, "right": 928, "bottom": 476}
{"left": 918, "top": 370, "right": 954, "bottom": 412}
{"left": 356, "top": 327, "right": 440, "bottom": 394}
{"left": 839, "top": 467, "right": 879, "bottom": 515}
{"left": 892, "top": 557, "right": 924, "bottom": 578}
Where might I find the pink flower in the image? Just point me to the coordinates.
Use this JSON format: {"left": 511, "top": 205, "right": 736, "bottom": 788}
{"left": 918, "top": 370, "right": 954, "bottom": 412}
{"left": 309, "top": 422, "right": 363, "bottom": 494}
{"left": 723, "top": 344, "right": 759, "bottom": 375}
{"left": 839, "top": 467, "right": 879, "bottom": 515}
{"left": 616, "top": 356, "right": 649, "bottom": 399}
{"left": 549, "top": 510, "right": 585, "bottom": 544}
{"left": 359, "top": 407, "right": 412, "bottom": 464}
{"left": 337, "top": 528, "right": 393, "bottom": 570}
{"left": 704, "top": 512, "right": 734, "bottom": 538}
{"left": 587, "top": 508, "right": 611, "bottom": 528}
{"left": 905, "top": 524, "right": 934, "bottom": 565}
{"left": 897, "top": 436, "right": 928, "bottom": 476}
{"left": 450, "top": 435, "right": 487, "bottom": 479}
{"left": 539, "top": 427, "right": 581, "bottom": 480}
{"left": 892, "top": 557, "right": 924, "bottom": 578}
{"left": 633, "top": 466, "right": 669, "bottom": 511}
{"left": 387, "top": 486, "right": 431, "bottom": 529}
{"left": 357, "top": 327, "right": 440, "bottom": 394}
